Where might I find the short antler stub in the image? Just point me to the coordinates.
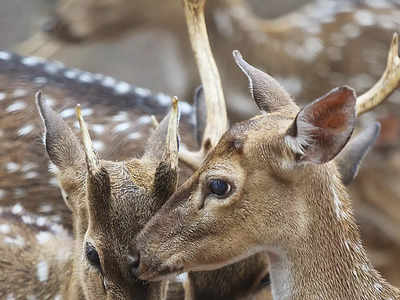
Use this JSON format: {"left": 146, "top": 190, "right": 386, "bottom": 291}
{"left": 76, "top": 104, "right": 100, "bottom": 174}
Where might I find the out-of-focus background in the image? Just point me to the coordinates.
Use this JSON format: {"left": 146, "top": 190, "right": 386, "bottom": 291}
{"left": 1, "top": 0, "right": 400, "bottom": 286}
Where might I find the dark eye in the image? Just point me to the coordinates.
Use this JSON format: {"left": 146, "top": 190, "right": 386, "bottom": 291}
{"left": 85, "top": 242, "right": 101, "bottom": 269}
{"left": 259, "top": 273, "right": 271, "bottom": 288}
{"left": 208, "top": 179, "right": 231, "bottom": 197}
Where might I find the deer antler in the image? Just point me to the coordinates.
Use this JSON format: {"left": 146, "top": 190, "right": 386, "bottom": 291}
{"left": 76, "top": 104, "right": 100, "bottom": 174}
{"left": 179, "top": 0, "right": 229, "bottom": 169}
{"left": 356, "top": 33, "right": 400, "bottom": 116}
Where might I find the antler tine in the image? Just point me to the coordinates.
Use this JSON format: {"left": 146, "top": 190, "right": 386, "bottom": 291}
{"left": 166, "top": 96, "right": 180, "bottom": 170}
{"left": 179, "top": 0, "right": 229, "bottom": 169}
{"left": 76, "top": 104, "right": 100, "bottom": 174}
{"left": 356, "top": 33, "right": 400, "bottom": 116}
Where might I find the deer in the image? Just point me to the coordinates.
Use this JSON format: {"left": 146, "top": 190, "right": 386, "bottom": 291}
{"left": 132, "top": 13, "right": 400, "bottom": 295}
{"left": 0, "top": 90, "right": 183, "bottom": 299}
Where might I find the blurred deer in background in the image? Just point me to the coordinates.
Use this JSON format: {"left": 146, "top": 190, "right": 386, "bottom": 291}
{"left": 134, "top": 31, "right": 400, "bottom": 299}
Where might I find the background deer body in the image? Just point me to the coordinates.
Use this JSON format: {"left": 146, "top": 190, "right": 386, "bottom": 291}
{"left": 134, "top": 40, "right": 400, "bottom": 299}
{"left": 0, "top": 51, "right": 275, "bottom": 299}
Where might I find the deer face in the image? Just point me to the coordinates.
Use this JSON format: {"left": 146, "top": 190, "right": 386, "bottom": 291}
{"left": 134, "top": 51, "right": 357, "bottom": 281}
{"left": 37, "top": 93, "right": 179, "bottom": 299}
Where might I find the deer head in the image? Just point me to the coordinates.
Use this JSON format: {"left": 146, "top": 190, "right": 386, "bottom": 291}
{"left": 36, "top": 91, "right": 179, "bottom": 299}
{"left": 133, "top": 34, "right": 400, "bottom": 299}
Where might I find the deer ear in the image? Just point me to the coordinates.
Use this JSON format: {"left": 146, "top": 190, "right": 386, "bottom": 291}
{"left": 36, "top": 91, "right": 84, "bottom": 170}
{"left": 336, "top": 122, "right": 380, "bottom": 185}
{"left": 193, "top": 85, "right": 206, "bottom": 147}
{"left": 286, "top": 86, "right": 357, "bottom": 164}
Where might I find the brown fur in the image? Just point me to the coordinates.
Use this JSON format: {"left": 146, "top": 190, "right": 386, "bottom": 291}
{"left": 0, "top": 52, "right": 273, "bottom": 299}
{"left": 135, "top": 56, "right": 400, "bottom": 299}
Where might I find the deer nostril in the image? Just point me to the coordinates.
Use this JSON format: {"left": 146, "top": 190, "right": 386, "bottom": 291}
{"left": 127, "top": 251, "right": 140, "bottom": 278}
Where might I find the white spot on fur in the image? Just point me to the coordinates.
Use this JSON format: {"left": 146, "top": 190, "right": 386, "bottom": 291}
{"left": 11, "top": 203, "right": 23, "bottom": 214}
{"left": 34, "top": 76, "right": 48, "bottom": 85}
{"left": 44, "top": 61, "right": 64, "bottom": 74}
{"left": 113, "top": 122, "right": 130, "bottom": 133}
{"left": 0, "top": 224, "right": 10, "bottom": 234}
{"left": 54, "top": 294, "right": 63, "bottom": 300}
{"left": 12, "top": 88, "right": 28, "bottom": 98}
{"left": 79, "top": 72, "right": 94, "bottom": 83}
{"left": 341, "top": 23, "right": 361, "bottom": 39}
{"left": 36, "top": 231, "right": 52, "bottom": 244}
{"left": 22, "top": 56, "right": 43, "bottom": 66}
{"left": 60, "top": 108, "right": 75, "bottom": 118}
{"left": 37, "top": 261, "right": 49, "bottom": 281}
{"left": 21, "top": 162, "right": 37, "bottom": 172}
{"left": 128, "top": 132, "right": 142, "bottom": 140}
{"left": 4, "top": 235, "right": 25, "bottom": 247}
{"left": 0, "top": 51, "right": 11, "bottom": 60}
{"left": 91, "top": 124, "right": 105, "bottom": 135}
{"left": 137, "top": 115, "right": 152, "bottom": 125}
{"left": 18, "top": 124, "right": 34, "bottom": 136}
{"left": 135, "top": 87, "right": 151, "bottom": 97}
{"left": 354, "top": 10, "right": 375, "bottom": 27}
{"left": 26, "top": 295, "right": 37, "bottom": 300}
{"left": 157, "top": 93, "right": 171, "bottom": 106}
{"left": 7, "top": 101, "right": 26, "bottom": 112}
{"left": 6, "top": 162, "right": 20, "bottom": 172}
{"left": 93, "top": 73, "right": 104, "bottom": 80}
{"left": 40, "top": 204, "right": 53, "bottom": 213}
{"left": 24, "top": 171, "right": 39, "bottom": 179}
{"left": 176, "top": 272, "right": 188, "bottom": 283}
{"left": 102, "top": 76, "right": 116, "bottom": 87}
{"left": 36, "top": 217, "right": 47, "bottom": 227}
{"left": 0, "top": 92, "right": 6, "bottom": 100}
{"left": 114, "top": 81, "right": 131, "bottom": 94}
{"left": 22, "top": 215, "right": 34, "bottom": 224}
{"left": 0, "top": 189, "right": 6, "bottom": 199}
{"left": 64, "top": 69, "right": 80, "bottom": 79}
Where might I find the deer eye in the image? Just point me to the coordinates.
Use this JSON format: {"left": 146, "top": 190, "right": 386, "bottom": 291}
{"left": 208, "top": 179, "right": 231, "bottom": 197}
{"left": 85, "top": 242, "right": 101, "bottom": 270}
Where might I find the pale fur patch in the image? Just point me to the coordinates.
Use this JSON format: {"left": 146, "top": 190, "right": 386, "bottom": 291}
{"left": 37, "top": 261, "right": 49, "bottom": 282}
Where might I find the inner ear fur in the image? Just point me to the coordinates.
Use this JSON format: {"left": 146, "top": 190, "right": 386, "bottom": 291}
{"left": 286, "top": 86, "right": 357, "bottom": 164}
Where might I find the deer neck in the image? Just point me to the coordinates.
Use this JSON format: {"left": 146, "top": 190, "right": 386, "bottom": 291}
{"left": 267, "top": 167, "right": 399, "bottom": 300}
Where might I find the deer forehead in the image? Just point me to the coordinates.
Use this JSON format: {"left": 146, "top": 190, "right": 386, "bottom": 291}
{"left": 211, "top": 115, "right": 295, "bottom": 163}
